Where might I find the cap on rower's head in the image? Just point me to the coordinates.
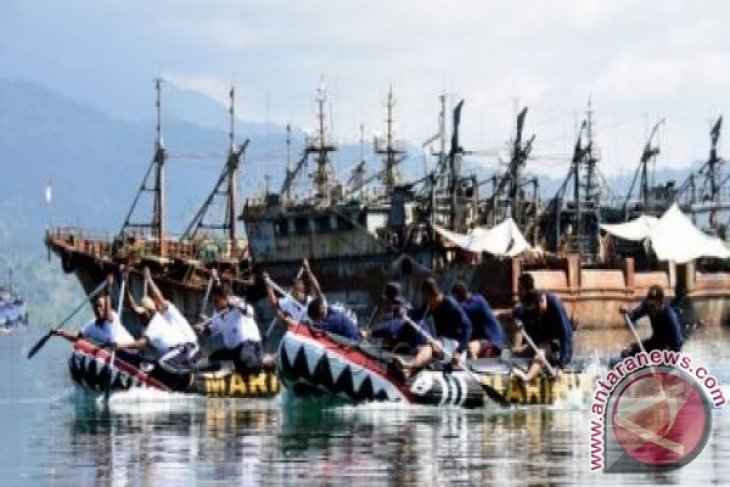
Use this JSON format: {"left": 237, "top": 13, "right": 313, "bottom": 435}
{"left": 647, "top": 284, "right": 664, "bottom": 303}
{"left": 383, "top": 282, "right": 404, "bottom": 304}
{"left": 422, "top": 277, "right": 441, "bottom": 298}
{"left": 518, "top": 273, "right": 535, "bottom": 292}
{"left": 211, "top": 281, "right": 231, "bottom": 299}
{"left": 307, "top": 296, "right": 327, "bottom": 320}
{"left": 451, "top": 281, "right": 470, "bottom": 301}
{"left": 140, "top": 296, "right": 157, "bottom": 314}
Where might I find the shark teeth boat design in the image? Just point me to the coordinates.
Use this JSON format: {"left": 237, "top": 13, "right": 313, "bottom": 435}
{"left": 277, "top": 323, "right": 598, "bottom": 408}
{"left": 68, "top": 339, "right": 280, "bottom": 398}
{"left": 276, "top": 323, "right": 411, "bottom": 403}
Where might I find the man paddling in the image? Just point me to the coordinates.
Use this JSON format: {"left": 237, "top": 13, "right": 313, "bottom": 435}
{"left": 116, "top": 268, "right": 199, "bottom": 382}
{"left": 619, "top": 284, "right": 683, "bottom": 357}
{"left": 301, "top": 296, "right": 361, "bottom": 342}
{"left": 53, "top": 273, "right": 133, "bottom": 345}
{"left": 451, "top": 281, "right": 507, "bottom": 358}
{"left": 195, "top": 281, "right": 264, "bottom": 373}
{"left": 511, "top": 273, "right": 573, "bottom": 382}
{"left": 396, "top": 278, "right": 473, "bottom": 376}
{"left": 263, "top": 258, "right": 319, "bottom": 323}
{"left": 369, "top": 282, "right": 430, "bottom": 354}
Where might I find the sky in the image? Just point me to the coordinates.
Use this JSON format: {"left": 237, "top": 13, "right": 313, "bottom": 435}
{"left": 2, "top": 0, "right": 730, "bottom": 180}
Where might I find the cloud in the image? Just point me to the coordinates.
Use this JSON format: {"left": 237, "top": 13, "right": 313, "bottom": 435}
{"left": 5, "top": 0, "right": 730, "bottom": 176}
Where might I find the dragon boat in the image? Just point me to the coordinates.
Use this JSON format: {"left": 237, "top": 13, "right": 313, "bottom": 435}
{"left": 276, "top": 322, "right": 600, "bottom": 408}
{"left": 68, "top": 339, "right": 280, "bottom": 398}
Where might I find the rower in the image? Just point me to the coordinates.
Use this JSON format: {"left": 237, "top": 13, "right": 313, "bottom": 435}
{"left": 511, "top": 273, "right": 573, "bottom": 382}
{"left": 263, "top": 258, "right": 318, "bottom": 323}
{"left": 142, "top": 267, "right": 199, "bottom": 348}
{"left": 117, "top": 269, "right": 199, "bottom": 379}
{"left": 451, "top": 281, "right": 507, "bottom": 358}
{"left": 397, "top": 277, "right": 473, "bottom": 375}
{"left": 619, "top": 284, "right": 683, "bottom": 357}
{"left": 293, "top": 296, "right": 361, "bottom": 342}
{"left": 53, "top": 273, "right": 133, "bottom": 345}
{"left": 369, "top": 282, "right": 430, "bottom": 354}
{"left": 195, "top": 281, "right": 264, "bottom": 373}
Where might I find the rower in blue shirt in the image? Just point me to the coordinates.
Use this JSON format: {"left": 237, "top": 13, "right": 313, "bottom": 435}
{"left": 451, "top": 281, "right": 507, "bottom": 358}
{"left": 396, "top": 277, "right": 473, "bottom": 376}
{"left": 370, "top": 282, "right": 430, "bottom": 354}
{"left": 619, "top": 284, "right": 683, "bottom": 357}
{"left": 304, "top": 296, "right": 361, "bottom": 342}
{"left": 512, "top": 273, "right": 573, "bottom": 382}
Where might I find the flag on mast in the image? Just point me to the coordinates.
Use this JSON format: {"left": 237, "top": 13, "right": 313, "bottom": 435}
{"left": 44, "top": 182, "right": 52, "bottom": 205}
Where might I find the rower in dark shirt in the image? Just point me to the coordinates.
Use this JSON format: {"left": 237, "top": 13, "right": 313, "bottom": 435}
{"left": 305, "top": 296, "right": 361, "bottom": 342}
{"left": 451, "top": 281, "right": 507, "bottom": 358}
{"left": 512, "top": 273, "right": 573, "bottom": 382}
{"left": 620, "top": 284, "right": 683, "bottom": 357}
{"left": 397, "top": 278, "right": 473, "bottom": 376}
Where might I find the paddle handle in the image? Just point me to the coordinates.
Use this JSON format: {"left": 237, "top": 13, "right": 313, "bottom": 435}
{"left": 263, "top": 267, "right": 304, "bottom": 341}
{"left": 116, "top": 271, "right": 126, "bottom": 317}
{"left": 518, "top": 322, "right": 558, "bottom": 378}
{"left": 622, "top": 312, "right": 648, "bottom": 355}
{"left": 266, "top": 277, "right": 305, "bottom": 312}
{"left": 200, "top": 275, "right": 214, "bottom": 318}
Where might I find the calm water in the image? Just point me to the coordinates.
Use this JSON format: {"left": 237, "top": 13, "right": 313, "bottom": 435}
{"left": 1, "top": 326, "right": 730, "bottom": 486}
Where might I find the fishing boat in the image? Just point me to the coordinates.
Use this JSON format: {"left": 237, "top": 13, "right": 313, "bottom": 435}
{"left": 68, "top": 339, "right": 280, "bottom": 398}
{"left": 0, "top": 269, "right": 28, "bottom": 329}
{"left": 45, "top": 82, "right": 730, "bottom": 356}
{"left": 276, "top": 321, "right": 598, "bottom": 408}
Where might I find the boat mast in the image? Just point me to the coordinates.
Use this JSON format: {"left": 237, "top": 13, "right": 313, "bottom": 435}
{"left": 623, "top": 118, "right": 664, "bottom": 218}
{"left": 119, "top": 78, "right": 167, "bottom": 256}
{"left": 675, "top": 116, "right": 724, "bottom": 226}
{"left": 375, "top": 86, "right": 404, "bottom": 194}
{"left": 227, "top": 87, "right": 239, "bottom": 251}
{"left": 484, "top": 107, "right": 535, "bottom": 227}
{"left": 181, "top": 86, "right": 248, "bottom": 250}
{"left": 310, "top": 81, "right": 336, "bottom": 203}
{"left": 449, "top": 100, "right": 465, "bottom": 230}
{"left": 154, "top": 78, "right": 165, "bottom": 251}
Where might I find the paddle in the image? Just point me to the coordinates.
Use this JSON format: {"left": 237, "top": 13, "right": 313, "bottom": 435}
{"left": 622, "top": 311, "right": 649, "bottom": 355}
{"left": 27, "top": 279, "right": 108, "bottom": 359}
{"left": 199, "top": 272, "right": 215, "bottom": 320}
{"left": 104, "top": 271, "right": 126, "bottom": 401}
{"left": 402, "top": 313, "right": 510, "bottom": 407}
{"left": 516, "top": 321, "right": 558, "bottom": 378}
{"left": 264, "top": 269, "right": 305, "bottom": 342}
{"left": 622, "top": 311, "right": 682, "bottom": 434}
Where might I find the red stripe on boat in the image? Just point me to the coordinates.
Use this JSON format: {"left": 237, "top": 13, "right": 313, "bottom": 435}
{"left": 73, "top": 339, "right": 169, "bottom": 391}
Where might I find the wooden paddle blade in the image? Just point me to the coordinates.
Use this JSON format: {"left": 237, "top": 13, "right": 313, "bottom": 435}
{"left": 27, "top": 331, "right": 53, "bottom": 359}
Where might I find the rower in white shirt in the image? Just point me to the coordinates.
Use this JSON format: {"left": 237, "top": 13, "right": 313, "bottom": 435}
{"left": 53, "top": 274, "right": 133, "bottom": 345}
{"left": 117, "top": 267, "right": 199, "bottom": 375}
{"left": 263, "top": 258, "right": 321, "bottom": 322}
{"left": 196, "top": 281, "right": 263, "bottom": 373}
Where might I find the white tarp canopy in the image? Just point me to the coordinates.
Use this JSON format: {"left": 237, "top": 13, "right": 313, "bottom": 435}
{"left": 600, "top": 215, "right": 659, "bottom": 242}
{"left": 647, "top": 204, "right": 730, "bottom": 263}
{"left": 601, "top": 203, "right": 730, "bottom": 263}
{"left": 434, "top": 218, "right": 532, "bottom": 257}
